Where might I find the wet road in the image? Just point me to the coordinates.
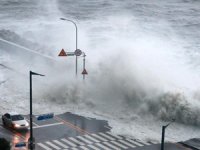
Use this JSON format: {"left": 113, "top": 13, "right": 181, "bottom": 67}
{"left": 0, "top": 112, "right": 191, "bottom": 150}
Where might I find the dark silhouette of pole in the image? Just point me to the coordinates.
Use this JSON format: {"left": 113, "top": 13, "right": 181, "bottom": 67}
{"left": 161, "top": 125, "right": 166, "bottom": 150}
{"left": 29, "top": 71, "right": 44, "bottom": 150}
{"left": 161, "top": 120, "right": 175, "bottom": 150}
{"left": 83, "top": 52, "right": 86, "bottom": 80}
{"left": 60, "top": 18, "right": 78, "bottom": 76}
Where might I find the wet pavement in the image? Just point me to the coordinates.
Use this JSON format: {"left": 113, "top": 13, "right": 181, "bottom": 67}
{"left": 0, "top": 112, "right": 191, "bottom": 150}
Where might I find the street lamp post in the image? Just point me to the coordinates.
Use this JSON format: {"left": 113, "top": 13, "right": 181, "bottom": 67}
{"left": 60, "top": 18, "right": 78, "bottom": 76}
{"left": 161, "top": 119, "right": 175, "bottom": 150}
{"left": 29, "top": 71, "right": 44, "bottom": 150}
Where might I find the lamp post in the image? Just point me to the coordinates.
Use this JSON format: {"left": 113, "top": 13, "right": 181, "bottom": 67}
{"left": 60, "top": 17, "right": 78, "bottom": 76}
{"left": 161, "top": 119, "right": 175, "bottom": 150}
{"left": 29, "top": 71, "right": 44, "bottom": 150}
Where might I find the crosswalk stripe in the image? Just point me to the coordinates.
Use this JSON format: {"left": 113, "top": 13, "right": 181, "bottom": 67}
{"left": 137, "top": 140, "right": 151, "bottom": 145}
{"left": 46, "top": 141, "right": 61, "bottom": 149}
{"left": 68, "top": 137, "right": 85, "bottom": 146}
{"left": 79, "top": 146, "right": 90, "bottom": 150}
{"left": 106, "top": 132, "right": 123, "bottom": 139}
{"left": 91, "top": 133, "right": 108, "bottom": 142}
{"left": 37, "top": 143, "right": 52, "bottom": 150}
{"left": 149, "top": 141, "right": 159, "bottom": 144}
{"left": 61, "top": 138, "right": 77, "bottom": 147}
{"left": 77, "top": 136, "right": 93, "bottom": 144}
{"left": 111, "top": 140, "right": 128, "bottom": 149}
{"left": 87, "top": 144, "right": 99, "bottom": 150}
{"left": 84, "top": 134, "right": 100, "bottom": 143}
{"left": 118, "top": 139, "right": 136, "bottom": 148}
{"left": 102, "top": 142, "right": 121, "bottom": 150}
{"left": 95, "top": 143, "right": 112, "bottom": 150}
{"left": 53, "top": 140, "right": 69, "bottom": 148}
{"left": 99, "top": 132, "right": 116, "bottom": 141}
{"left": 70, "top": 147, "right": 79, "bottom": 150}
{"left": 126, "top": 139, "right": 143, "bottom": 146}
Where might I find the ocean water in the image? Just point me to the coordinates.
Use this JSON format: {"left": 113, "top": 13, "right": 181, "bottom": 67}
{"left": 0, "top": 0, "right": 200, "bottom": 142}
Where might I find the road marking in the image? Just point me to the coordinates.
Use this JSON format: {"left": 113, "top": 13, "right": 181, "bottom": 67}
{"left": 29, "top": 122, "right": 63, "bottom": 129}
{"left": 79, "top": 146, "right": 90, "bottom": 150}
{"left": 46, "top": 141, "right": 61, "bottom": 149}
{"left": 68, "top": 137, "right": 85, "bottom": 146}
{"left": 149, "top": 141, "right": 159, "bottom": 144}
{"left": 61, "top": 138, "right": 77, "bottom": 147}
{"left": 77, "top": 135, "right": 93, "bottom": 144}
{"left": 126, "top": 139, "right": 143, "bottom": 146}
{"left": 118, "top": 139, "right": 136, "bottom": 148}
{"left": 37, "top": 143, "right": 52, "bottom": 150}
{"left": 26, "top": 118, "right": 39, "bottom": 127}
{"left": 53, "top": 140, "right": 69, "bottom": 148}
{"left": 87, "top": 144, "right": 99, "bottom": 150}
{"left": 137, "top": 140, "right": 151, "bottom": 145}
{"left": 99, "top": 132, "right": 116, "bottom": 141}
{"left": 102, "top": 142, "right": 121, "bottom": 150}
{"left": 91, "top": 133, "right": 108, "bottom": 141}
{"left": 55, "top": 116, "right": 90, "bottom": 135}
{"left": 106, "top": 132, "right": 123, "bottom": 139}
{"left": 95, "top": 143, "right": 110, "bottom": 150}
{"left": 70, "top": 148, "right": 79, "bottom": 150}
{"left": 83, "top": 134, "right": 100, "bottom": 143}
{"left": 104, "top": 125, "right": 112, "bottom": 129}
{"left": 111, "top": 140, "right": 128, "bottom": 149}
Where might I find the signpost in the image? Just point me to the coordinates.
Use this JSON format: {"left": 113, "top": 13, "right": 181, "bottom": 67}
{"left": 58, "top": 48, "right": 86, "bottom": 79}
{"left": 74, "top": 49, "right": 82, "bottom": 56}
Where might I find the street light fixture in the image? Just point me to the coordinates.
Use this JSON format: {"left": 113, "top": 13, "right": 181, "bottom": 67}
{"left": 29, "top": 71, "right": 45, "bottom": 150}
{"left": 60, "top": 17, "right": 78, "bottom": 76}
{"left": 161, "top": 119, "right": 175, "bottom": 150}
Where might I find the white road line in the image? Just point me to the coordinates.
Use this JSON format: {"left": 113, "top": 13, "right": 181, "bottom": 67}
{"left": 61, "top": 138, "right": 77, "bottom": 147}
{"left": 79, "top": 146, "right": 90, "bottom": 150}
{"left": 68, "top": 137, "right": 85, "bottom": 146}
{"left": 70, "top": 148, "right": 79, "bottom": 150}
{"left": 26, "top": 119, "right": 39, "bottom": 127}
{"left": 106, "top": 132, "right": 123, "bottom": 139}
{"left": 37, "top": 143, "right": 52, "bottom": 150}
{"left": 77, "top": 136, "right": 93, "bottom": 144}
{"left": 111, "top": 140, "right": 128, "bottom": 149}
{"left": 102, "top": 142, "right": 120, "bottom": 150}
{"left": 84, "top": 134, "right": 100, "bottom": 143}
{"left": 118, "top": 139, "right": 136, "bottom": 148}
{"left": 46, "top": 141, "right": 61, "bottom": 149}
{"left": 53, "top": 140, "right": 69, "bottom": 148}
{"left": 99, "top": 132, "right": 116, "bottom": 141}
{"left": 91, "top": 133, "right": 108, "bottom": 142}
{"left": 137, "top": 140, "right": 151, "bottom": 145}
{"left": 87, "top": 144, "right": 99, "bottom": 150}
{"left": 29, "top": 122, "right": 63, "bottom": 129}
{"left": 95, "top": 143, "right": 110, "bottom": 150}
{"left": 150, "top": 141, "right": 159, "bottom": 144}
{"left": 126, "top": 139, "right": 143, "bottom": 146}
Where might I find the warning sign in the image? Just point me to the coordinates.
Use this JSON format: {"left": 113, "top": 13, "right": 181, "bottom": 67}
{"left": 82, "top": 69, "right": 88, "bottom": 75}
{"left": 58, "top": 49, "right": 67, "bottom": 56}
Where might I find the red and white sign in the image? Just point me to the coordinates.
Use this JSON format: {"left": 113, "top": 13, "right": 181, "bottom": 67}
{"left": 58, "top": 49, "right": 67, "bottom": 56}
{"left": 82, "top": 69, "right": 88, "bottom": 75}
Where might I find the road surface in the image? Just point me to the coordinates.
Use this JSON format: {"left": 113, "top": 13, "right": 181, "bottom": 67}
{"left": 0, "top": 112, "right": 192, "bottom": 150}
